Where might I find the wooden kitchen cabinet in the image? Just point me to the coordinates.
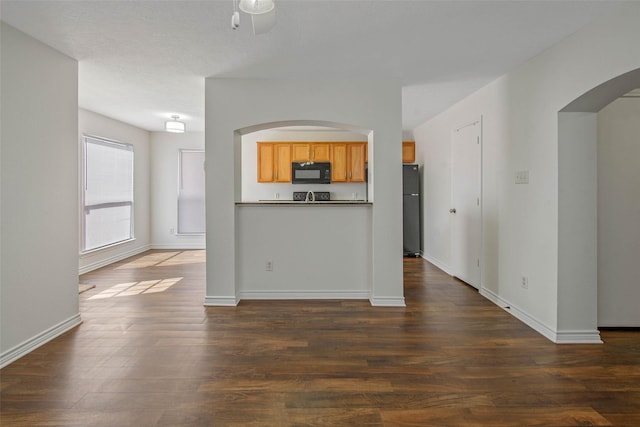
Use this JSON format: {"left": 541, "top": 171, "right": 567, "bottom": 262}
{"left": 257, "top": 142, "right": 291, "bottom": 182}
{"left": 311, "top": 143, "right": 331, "bottom": 161}
{"left": 258, "top": 141, "right": 365, "bottom": 183}
{"left": 347, "top": 143, "right": 367, "bottom": 182}
{"left": 403, "top": 141, "right": 416, "bottom": 163}
{"left": 331, "top": 142, "right": 366, "bottom": 182}
{"left": 331, "top": 144, "right": 348, "bottom": 182}
{"left": 291, "top": 143, "right": 331, "bottom": 162}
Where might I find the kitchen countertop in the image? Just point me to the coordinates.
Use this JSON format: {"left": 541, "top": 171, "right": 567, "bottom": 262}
{"left": 236, "top": 200, "right": 372, "bottom": 206}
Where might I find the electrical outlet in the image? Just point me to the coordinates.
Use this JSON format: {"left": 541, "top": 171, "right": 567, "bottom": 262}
{"left": 169, "top": 228, "right": 175, "bottom": 234}
{"left": 266, "top": 260, "right": 273, "bottom": 271}
{"left": 521, "top": 275, "right": 528, "bottom": 289}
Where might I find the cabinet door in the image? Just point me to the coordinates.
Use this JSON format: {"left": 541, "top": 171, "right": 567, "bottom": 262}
{"left": 311, "top": 143, "right": 331, "bottom": 162}
{"left": 291, "top": 143, "right": 310, "bottom": 162}
{"left": 348, "top": 143, "right": 366, "bottom": 182}
{"left": 257, "top": 143, "right": 274, "bottom": 182}
{"left": 331, "top": 143, "right": 347, "bottom": 182}
{"left": 402, "top": 141, "right": 416, "bottom": 163}
{"left": 274, "top": 143, "right": 291, "bottom": 182}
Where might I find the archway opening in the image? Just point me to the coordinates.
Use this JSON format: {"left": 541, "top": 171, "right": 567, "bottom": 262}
{"left": 233, "top": 120, "right": 373, "bottom": 203}
{"left": 557, "top": 68, "right": 640, "bottom": 340}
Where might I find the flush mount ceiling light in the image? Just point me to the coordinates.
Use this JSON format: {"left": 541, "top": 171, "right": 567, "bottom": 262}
{"left": 165, "top": 115, "right": 186, "bottom": 133}
{"left": 232, "top": 0, "right": 277, "bottom": 35}
{"left": 239, "top": 0, "right": 274, "bottom": 15}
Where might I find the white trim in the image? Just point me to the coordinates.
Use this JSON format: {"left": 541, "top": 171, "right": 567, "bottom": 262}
{"left": 555, "top": 330, "right": 603, "bottom": 344}
{"left": 369, "top": 297, "right": 406, "bottom": 307}
{"left": 480, "top": 287, "right": 557, "bottom": 343}
{"left": 479, "top": 287, "right": 510, "bottom": 308}
{"left": 421, "top": 253, "right": 452, "bottom": 275}
{"left": 150, "top": 243, "right": 206, "bottom": 250}
{"left": 204, "top": 296, "right": 240, "bottom": 306}
{"left": 239, "top": 291, "right": 370, "bottom": 300}
{"left": 80, "top": 237, "right": 136, "bottom": 255}
{"left": 599, "top": 321, "right": 640, "bottom": 328}
{"left": 0, "top": 314, "right": 82, "bottom": 368}
{"left": 79, "top": 244, "right": 150, "bottom": 275}
{"left": 480, "top": 288, "right": 602, "bottom": 344}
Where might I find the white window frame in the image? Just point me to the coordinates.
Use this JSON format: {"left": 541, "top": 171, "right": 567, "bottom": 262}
{"left": 177, "top": 149, "right": 206, "bottom": 235}
{"left": 81, "top": 135, "right": 135, "bottom": 253}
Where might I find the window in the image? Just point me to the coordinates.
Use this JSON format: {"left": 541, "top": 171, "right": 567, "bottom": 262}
{"left": 82, "top": 135, "right": 134, "bottom": 252}
{"left": 178, "top": 150, "right": 205, "bottom": 234}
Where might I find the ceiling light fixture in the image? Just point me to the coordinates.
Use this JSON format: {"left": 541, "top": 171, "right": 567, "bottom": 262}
{"left": 232, "top": 0, "right": 277, "bottom": 34}
{"left": 165, "top": 115, "right": 186, "bottom": 133}
{"left": 238, "top": 0, "right": 274, "bottom": 15}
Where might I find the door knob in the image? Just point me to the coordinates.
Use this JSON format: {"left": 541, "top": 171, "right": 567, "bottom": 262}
{"left": 449, "top": 208, "right": 457, "bottom": 213}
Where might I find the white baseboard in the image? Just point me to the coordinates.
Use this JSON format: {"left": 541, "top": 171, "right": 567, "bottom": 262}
{"left": 239, "top": 290, "right": 371, "bottom": 300}
{"left": 204, "top": 296, "right": 240, "bottom": 306}
{"left": 0, "top": 313, "right": 82, "bottom": 368}
{"left": 79, "top": 245, "right": 150, "bottom": 275}
{"left": 421, "top": 253, "right": 452, "bottom": 275}
{"left": 370, "top": 297, "right": 406, "bottom": 307}
{"left": 149, "top": 243, "right": 206, "bottom": 250}
{"left": 480, "top": 288, "right": 557, "bottom": 343}
{"left": 555, "top": 330, "right": 602, "bottom": 344}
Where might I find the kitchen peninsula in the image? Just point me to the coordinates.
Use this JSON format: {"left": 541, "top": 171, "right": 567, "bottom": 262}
{"left": 235, "top": 200, "right": 372, "bottom": 301}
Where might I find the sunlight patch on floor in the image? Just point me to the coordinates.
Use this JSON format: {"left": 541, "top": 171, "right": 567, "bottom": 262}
{"left": 115, "top": 252, "right": 180, "bottom": 269}
{"left": 88, "top": 278, "right": 182, "bottom": 299}
{"left": 114, "top": 250, "right": 205, "bottom": 269}
{"left": 157, "top": 250, "right": 206, "bottom": 267}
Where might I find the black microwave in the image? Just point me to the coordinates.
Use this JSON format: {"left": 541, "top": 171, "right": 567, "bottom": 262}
{"left": 291, "top": 162, "right": 331, "bottom": 184}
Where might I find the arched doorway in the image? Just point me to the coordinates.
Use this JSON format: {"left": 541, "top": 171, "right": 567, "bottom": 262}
{"left": 557, "top": 68, "right": 640, "bottom": 342}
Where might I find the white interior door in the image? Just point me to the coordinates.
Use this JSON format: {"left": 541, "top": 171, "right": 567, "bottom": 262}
{"left": 451, "top": 119, "right": 482, "bottom": 289}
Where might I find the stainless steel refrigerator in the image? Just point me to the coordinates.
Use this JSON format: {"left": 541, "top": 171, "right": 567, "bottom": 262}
{"left": 403, "top": 164, "right": 421, "bottom": 257}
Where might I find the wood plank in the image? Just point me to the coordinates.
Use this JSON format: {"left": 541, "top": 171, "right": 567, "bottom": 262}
{"left": 1, "top": 251, "right": 638, "bottom": 426}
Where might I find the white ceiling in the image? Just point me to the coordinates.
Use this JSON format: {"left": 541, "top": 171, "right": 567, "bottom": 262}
{"left": 0, "top": 1, "right": 621, "bottom": 133}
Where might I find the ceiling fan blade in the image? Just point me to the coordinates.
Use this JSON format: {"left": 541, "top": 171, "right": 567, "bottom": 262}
{"left": 251, "top": 8, "right": 276, "bottom": 35}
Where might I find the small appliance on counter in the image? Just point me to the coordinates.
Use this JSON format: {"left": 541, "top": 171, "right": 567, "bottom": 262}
{"left": 292, "top": 162, "right": 331, "bottom": 184}
{"left": 293, "top": 191, "right": 331, "bottom": 202}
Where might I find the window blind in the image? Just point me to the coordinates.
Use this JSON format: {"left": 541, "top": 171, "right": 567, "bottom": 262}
{"left": 82, "top": 136, "right": 134, "bottom": 251}
{"left": 177, "top": 150, "right": 205, "bottom": 234}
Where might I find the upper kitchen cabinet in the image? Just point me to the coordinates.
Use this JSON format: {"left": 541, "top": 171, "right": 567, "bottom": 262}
{"left": 348, "top": 143, "right": 367, "bottom": 182}
{"left": 311, "top": 143, "right": 331, "bottom": 162}
{"left": 291, "top": 143, "right": 331, "bottom": 162}
{"left": 402, "top": 141, "right": 416, "bottom": 163}
{"left": 257, "top": 142, "right": 291, "bottom": 182}
{"left": 331, "top": 142, "right": 367, "bottom": 182}
{"left": 331, "top": 143, "right": 348, "bottom": 182}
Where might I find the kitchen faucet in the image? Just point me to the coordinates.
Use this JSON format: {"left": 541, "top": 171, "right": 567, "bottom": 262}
{"left": 304, "top": 190, "right": 315, "bottom": 203}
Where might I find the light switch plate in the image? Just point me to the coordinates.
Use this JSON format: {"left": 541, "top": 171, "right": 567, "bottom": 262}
{"left": 515, "top": 170, "right": 529, "bottom": 184}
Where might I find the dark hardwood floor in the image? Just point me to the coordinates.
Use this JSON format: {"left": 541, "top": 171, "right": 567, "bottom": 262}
{"left": 1, "top": 250, "right": 639, "bottom": 426}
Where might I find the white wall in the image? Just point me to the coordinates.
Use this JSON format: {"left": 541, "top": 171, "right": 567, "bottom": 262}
{"left": 150, "top": 131, "right": 206, "bottom": 249}
{"left": 78, "top": 109, "right": 151, "bottom": 274}
{"left": 205, "top": 78, "right": 404, "bottom": 306}
{"left": 241, "top": 128, "right": 367, "bottom": 202}
{"left": 597, "top": 96, "right": 640, "bottom": 326}
{"left": 237, "top": 205, "right": 371, "bottom": 298}
{"left": 413, "top": 3, "right": 640, "bottom": 342}
{"left": 1, "top": 23, "right": 80, "bottom": 366}
{"left": 557, "top": 112, "right": 598, "bottom": 334}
